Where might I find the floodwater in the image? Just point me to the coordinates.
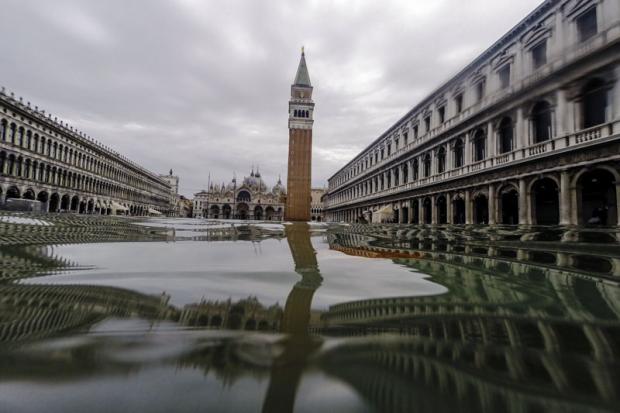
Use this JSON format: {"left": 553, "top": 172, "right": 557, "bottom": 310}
{"left": 0, "top": 214, "right": 619, "bottom": 413}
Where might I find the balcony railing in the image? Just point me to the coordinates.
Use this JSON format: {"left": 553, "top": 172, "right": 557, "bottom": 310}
{"left": 327, "top": 122, "right": 616, "bottom": 208}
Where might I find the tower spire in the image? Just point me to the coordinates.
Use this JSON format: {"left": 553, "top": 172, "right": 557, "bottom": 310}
{"left": 293, "top": 47, "right": 311, "bottom": 87}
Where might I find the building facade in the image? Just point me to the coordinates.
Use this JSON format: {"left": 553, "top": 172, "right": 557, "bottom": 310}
{"left": 0, "top": 89, "right": 171, "bottom": 215}
{"left": 326, "top": 0, "right": 620, "bottom": 226}
{"left": 310, "top": 188, "right": 326, "bottom": 221}
{"left": 159, "top": 169, "right": 179, "bottom": 215}
{"left": 286, "top": 49, "right": 314, "bottom": 221}
{"left": 193, "top": 169, "right": 285, "bottom": 220}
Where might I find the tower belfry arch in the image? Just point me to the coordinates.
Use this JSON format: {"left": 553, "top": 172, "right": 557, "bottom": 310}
{"left": 285, "top": 48, "right": 314, "bottom": 221}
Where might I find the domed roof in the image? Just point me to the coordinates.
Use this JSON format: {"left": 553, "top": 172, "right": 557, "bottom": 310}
{"left": 243, "top": 168, "right": 267, "bottom": 192}
{"left": 272, "top": 176, "right": 285, "bottom": 195}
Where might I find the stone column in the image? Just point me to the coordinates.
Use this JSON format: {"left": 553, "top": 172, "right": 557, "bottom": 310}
{"left": 560, "top": 170, "right": 571, "bottom": 226}
{"left": 616, "top": 183, "right": 620, "bottom": 227}
{"left": 408, "top": 199, "right": 415, "bottom": 224}
{"left": 516, "top": 107, "right": 525, "bottom": 150}
{"left": 446, "top": 193, "right": 453, "bottom": 224}
{"left": 518, "top": 178, "right": 528, "bottom": 225}
{"left": 556, "top": 89, "right": 568, "bottom": 136}
{"left": 431, "top": 195, "right": 437, "bottom": 224}
{"left": 613, "top": 66, "right": 620, "bottom": 130}
{"left": 465, "top": 190, "right": 472, "bottom": 224}
{"left": 418, "top": 198, "right": 424, "bottom": 224}
{"left": 464, "top": 133, "right": 471, "bottom": 165}
{"left": 488, "top": 183, "right": 496, "bottom": 224}
{"left": 487, "top": 121, "right": 495, "bottom": 160}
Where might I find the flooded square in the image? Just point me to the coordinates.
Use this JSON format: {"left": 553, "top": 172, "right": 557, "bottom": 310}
{"left": 1, "top": 214, "right": 619, "bottom": 412}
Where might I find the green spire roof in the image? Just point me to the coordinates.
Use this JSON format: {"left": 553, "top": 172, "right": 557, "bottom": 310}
{"left": 293, "top": 48, "right": 311, "bottom": 87}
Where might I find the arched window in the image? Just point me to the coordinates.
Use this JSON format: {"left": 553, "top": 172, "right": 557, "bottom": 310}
{"left": 473, "top": 129, "right": 486, "bottom": 162}
{"left": 18, "top": 127, "right": 24, "bottom": 146}
{"left": 412, "top": 159, "right": 419, "bottom": 180}
{"left": 582, "top": 78, "right": 607, "bottom": 128}
{"left": 403, "top": 163, "right": 408, "bottom": 183}
{"left": 0, "top": 120, "right": 6, "bottom": 141}
{"left": 294, "top": 109, "right": 298, "bottom": 117}
{"left": 423, "top": 154, "right": 432, "bottom": 177}
{"left": 498, "top": 117, "right": 513, "bottom": 153}
{"left": 9, "top": 123, "right": 16, "bottom": 144}
{"left": 531, "top": 101, "right": 552, "bottom": 143}
{"left": 453, "top": 139, "right": 464, "bottom": 168}
{"left": 437, "top": 146, "right": 446, "bottom": 173}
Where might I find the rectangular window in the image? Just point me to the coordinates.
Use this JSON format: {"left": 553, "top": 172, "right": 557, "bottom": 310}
{"left": 498, "top": 65, "right": 510, "bottom": 89}
{"left": 476, "top": 79, "right": 486, "bottom": 102}
{"left": 387, "top": 144, "right": 391, "bottom": 156}
{"left": 577, "top": 7, "right": 597, "bottom": 42}
{"left": 531, "top": 41, "right": 547, "bottom": 69}
{"left": 413, "top": 125, "right": 418, "bottom": 139}
{"left": 438, "top": 106, "right": 445, "bottom": 123}
{"left": 455, "top": 94, "right": 463, "bottom": 114}
{"left": 424, "top": 116, "right": 431, "bottom": 132}
{"left": 403, "top": 132, "right": 408, "bottom": 145}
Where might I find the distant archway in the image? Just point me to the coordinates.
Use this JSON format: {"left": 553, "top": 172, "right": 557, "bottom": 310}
{"left": 49, "top": 193, "right": 60, "bottom": 212}
{"left": 23, "top": 188, "right": 35, "bottom": 200}
{"left": 473, "top": 194, "right": 488, "bottom": 224}
{"left": 222, "top": 204, "right": 232, "bottom": 219}
{"left": 265, "top": 206, "right": 275, "bottom": 221}
{"left": 60, "top": 194, "right": 71, "bottom": 211}
{"left": 6, "top": 185, "right": 20, "bottom": 199}
{"left": 499, "top": 187, "right": 519, "bottom": 225}
{"left": 37, "top": 191, "right": 49, "bottom": 206}
{"left": 531, "top": 178, "right": 559, "bottom": 225}
{"left": 210, "top": 204, "right": 220, "bottom": 219}
{"left": 423, "top": 197, "right": 432, "bottom": 224}
{"left": 436, "top": 196, "right": 447, "bottom": 224}
{"left": 453, "top": 197, "right": 466, "bottom": 224}
{"left": 577, "top": 169, "right": 617, "bottom": 225}
{"left": 237, "top": 203, "right": 249, "bottom": 219}
{"left": 254, "top": 205, "right": 263, "bottom": 220}
{"left": 71, "top": 196, "right": 79, "bottom": 212}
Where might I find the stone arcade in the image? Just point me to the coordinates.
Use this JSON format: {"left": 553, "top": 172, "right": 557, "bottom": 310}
{"left": 326, "top": 0, "right": 620, "bottom": 226}
{"left": 0, "top": 90, "right": 171, "bottom": 215}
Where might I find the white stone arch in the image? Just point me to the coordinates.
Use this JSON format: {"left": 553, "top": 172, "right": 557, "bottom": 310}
{"left": 570, "top": 165, "right": 620, "bottom": 225}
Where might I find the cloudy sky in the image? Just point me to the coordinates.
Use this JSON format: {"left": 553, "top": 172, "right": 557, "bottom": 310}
{"left": 1, "top": 0, "right": 542, "bottom": 196}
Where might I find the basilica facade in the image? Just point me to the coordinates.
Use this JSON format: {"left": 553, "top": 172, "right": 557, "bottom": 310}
{"left": 326, "top": 0, "right": 620, "bottom": 226}
{"left": 193, "top": 170, "right": 285, "bottom": 220}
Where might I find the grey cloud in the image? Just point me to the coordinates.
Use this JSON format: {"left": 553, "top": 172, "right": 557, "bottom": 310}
{"left": 1, "top": 0, "right": 542, "bottom": 196}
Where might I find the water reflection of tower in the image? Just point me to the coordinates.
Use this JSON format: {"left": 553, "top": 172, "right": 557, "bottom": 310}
{"left": 262, "top": 222, "right": 323, "bottom": 413}
{"left": 281, "top": 222, "right": 323, "bottom": 334}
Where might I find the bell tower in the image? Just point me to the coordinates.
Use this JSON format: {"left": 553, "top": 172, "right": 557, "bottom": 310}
{"left": 285, "top": 48, "right": 314, "bottom": 221}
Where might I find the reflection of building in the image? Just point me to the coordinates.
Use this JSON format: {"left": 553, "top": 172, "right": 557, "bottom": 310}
{"left": 326, "top": 0, "right": 620, "bottom": 227}
{"left": 285, "top": 49, "right": 314, "bottom": 222}
{"left": 179, "top": 296, "right": 283, "bottom": 331}
{"left": 0, "top": 284, "right": 176, "bottom": 344}
{"left": 192, "top": 169, "right": 285, "bottom": 220}
{"left": 316, "top": 226, "right": 620, "bottom": 412}
{"left": 310, "top": 188, "right": 326, "bottom": 222}
{"left": 0, "top": 89, "right": 171, "bottom": 215}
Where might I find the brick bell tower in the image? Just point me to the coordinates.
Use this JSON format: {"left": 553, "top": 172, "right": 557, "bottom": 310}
{"left": 285, "top": 47, "right": 314, "bottom": 221}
